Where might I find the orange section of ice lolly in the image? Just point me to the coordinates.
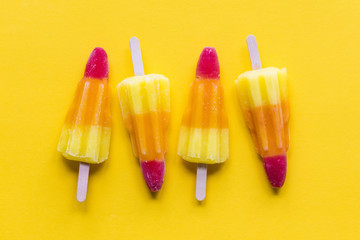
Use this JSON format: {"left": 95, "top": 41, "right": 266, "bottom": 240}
{"left": 241, "top": 101, "right": 289, "bottom": 157}
{"left": 122, "top": 111, "right": 170, "bottom": 161}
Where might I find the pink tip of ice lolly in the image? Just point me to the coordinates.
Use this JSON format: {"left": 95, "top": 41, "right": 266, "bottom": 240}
{"left": 196, "top": 47, "right": 220, "bottom": 79}
{"left": 140, "top": 160, "right": 165, "bottom": 192}
{"left": 263, "top": 155, "right": 287, "bottom": 188}
{"left": 84, "top": 47, "right": 109, "bottom": 79}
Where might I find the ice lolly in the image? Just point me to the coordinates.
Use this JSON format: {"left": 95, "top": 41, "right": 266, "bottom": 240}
{"left": 235, "top": 35, "right": 289, "bottom": 188}
{"left": 57, "top": 47, "right": 111, "bottom": 201}
{"left": 117, "top": 37, "right": 170, "bottom": 192}
{"left": 178, "top": 47, "right": 229, "bottom": 200}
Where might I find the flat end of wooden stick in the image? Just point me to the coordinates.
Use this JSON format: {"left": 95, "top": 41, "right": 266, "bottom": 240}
{"left": 246, "top": 35, "right": 256, "bottom": 43}
{"left": 196, "top": 164, "right": 207, "bottom": 201}
{"left": 77, "top": 163, "right": 90, "bottom": 202}
{"left": 129, "top": 37, "right": 145, "bottom": 76}
{"left": 246, "top": 35, "right": 262, "bottom": 70}
{"left": 130, "top": 36, "right": 139, "bottom": 43}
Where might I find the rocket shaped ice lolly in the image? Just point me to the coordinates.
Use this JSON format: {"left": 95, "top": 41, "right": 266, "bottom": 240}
{"left": 235, "top": 35, "right": 289, "bottom": 188}
{"left": 117, "top": 37, "right": 170, "bottom": 192}
{"left": 58, "top": 48, "right": 111, "bottom": 201}
{"left": 178, "top": 47, "right": 229, "bottom": 201}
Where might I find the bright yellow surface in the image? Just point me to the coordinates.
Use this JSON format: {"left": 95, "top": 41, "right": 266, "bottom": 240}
{"left": 0, "top": 0, "right": 359, "bottom": 239}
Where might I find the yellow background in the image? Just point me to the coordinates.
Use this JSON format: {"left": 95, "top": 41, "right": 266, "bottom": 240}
{"left": 1, "top": 0, "right": 359, "bottom": 239}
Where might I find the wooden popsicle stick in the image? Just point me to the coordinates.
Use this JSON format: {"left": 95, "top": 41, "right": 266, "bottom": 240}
{"left": 129, "top": 37, "right": 145, "bottom": 76}
{"left": 196, "top": 163, "right": 207, "bottom": 201}
{"left": 246, "top": 35, "right": 262, "bottom": 70}
{"left": 77, "top": 162, "right": 90, "bottom": 202}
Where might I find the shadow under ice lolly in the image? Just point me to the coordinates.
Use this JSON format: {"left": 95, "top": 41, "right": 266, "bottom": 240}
{"left": 57, "top": 48, "right": 111, "bottom": 201}
{"left": 235, "top": 35, "right": 289, "bottom": 188}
